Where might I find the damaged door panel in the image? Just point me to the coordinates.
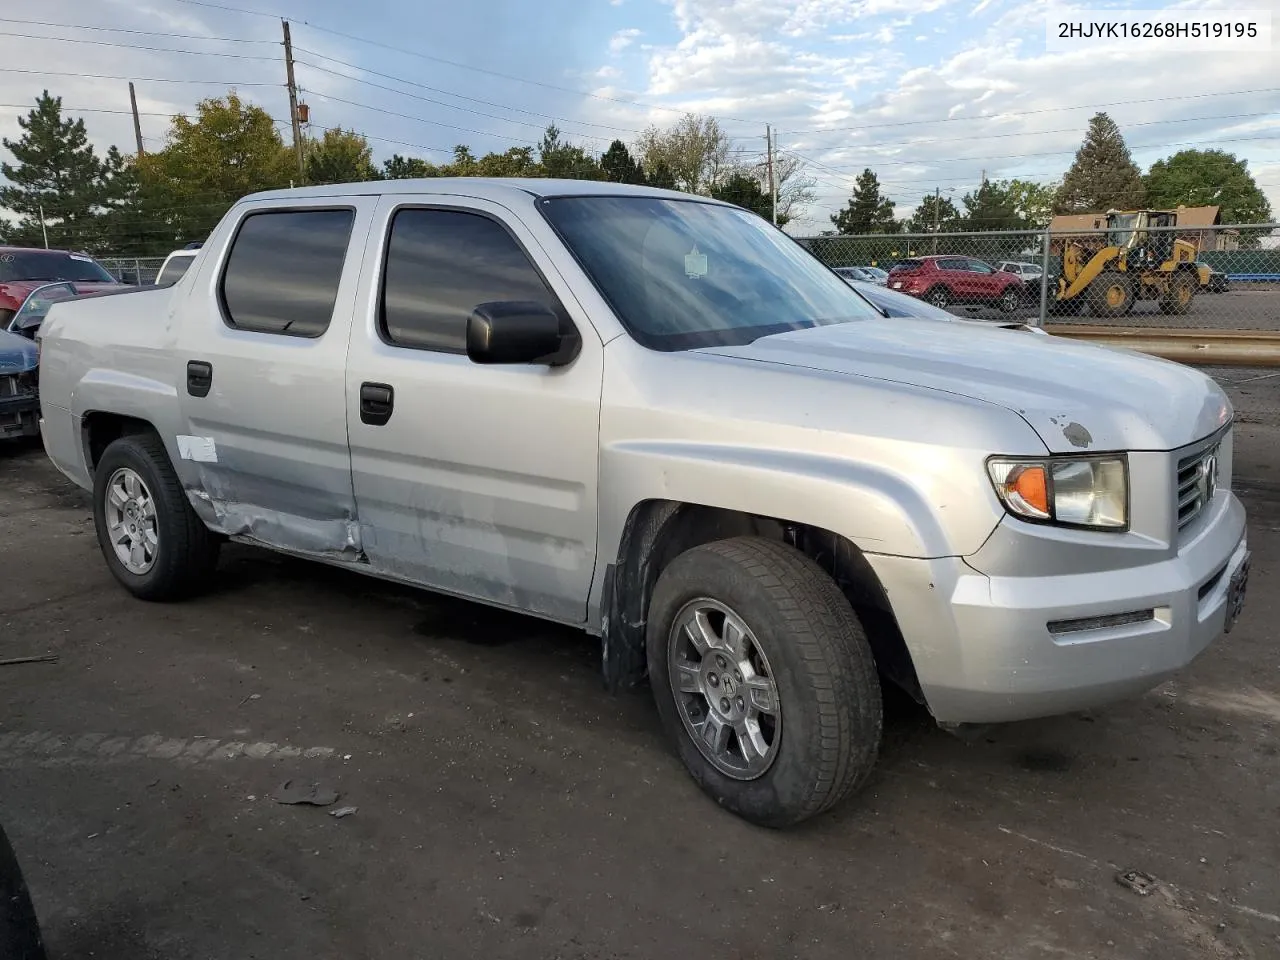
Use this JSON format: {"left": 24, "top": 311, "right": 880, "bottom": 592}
{"left": 344, "top": 197, "right": 603, "bottom": 623}
{"left": 176, "top": 198, "right": 378, "bottom": 559}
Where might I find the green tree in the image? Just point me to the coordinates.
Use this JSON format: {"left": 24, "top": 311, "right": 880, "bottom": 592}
{"left": 646, "top": 160, "right": 677, "bottom": 190}
{"left": 1002, "top": 179, "right": 1058, "bottom": 227}
{"left": 637, "top": 114, "right": 731, "bottom": 194}
{"left": 710, "top": 171, "right": 779, "bottom": 223}
{"left": 600, "top": 139, "right": 645, "bottom": 184}
{"left": 475, "top": 146, "right": 538, "bottom": 178}
{"left": 538, "top": 125, "right": 602, "bottom": 180}
{"left": 1145, "top": 149, "right": 1272, "bottom": 224}
{"left": 0, "top": 90, "right": 123, "bottom": 251}
{"left": 382, "top": 154, "right": 439, "bottom": 179}
{"left": 137, "top": 92, "right": 293, "bottom": 248}
{"left": 905, "top": 193, "right": 960, "bottom": 233}
{"left": 960, "top": 179, "right": 1025, "bottom": 231}
{"left": 830, "top": 169, "right": 898, "bottom": 235}
{"left": 1054, "top": 112, "right": 1146, "bottom": 213}
{"left": 305, "top": 127, "right": 375, "bottom": 185}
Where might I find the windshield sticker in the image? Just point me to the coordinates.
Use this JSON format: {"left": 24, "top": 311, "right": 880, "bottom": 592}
{"left": 68, "top": 254, "right": 94, "bottom": 262}
{"left": 684, "top": 244, "right": 708, "bottom": 280}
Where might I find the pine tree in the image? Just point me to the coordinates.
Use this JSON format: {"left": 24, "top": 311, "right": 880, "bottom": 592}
{"left": 600, "top": 140, "right": 645, "bottom": 184}
{"left": 1054, "top": 112, "right": 1146, "bottom": 214}
{"left": 0, "top": 90, "right": 119, "bottom": 250}
{"left": 830, "top": 169, "right": 898, "bottom": 234}
{"left": 905, "top": 194, "right": 959, "bottom": 233}
{"left": 646, "top": 160, "right": 677, "bottom": 190}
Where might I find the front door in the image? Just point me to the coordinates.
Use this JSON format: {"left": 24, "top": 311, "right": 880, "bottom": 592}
{"left": 176, "top": 198, "right": 377, "bottom": 558}
{"left": 344, "top": 196, "right": 604, "bottom": 624}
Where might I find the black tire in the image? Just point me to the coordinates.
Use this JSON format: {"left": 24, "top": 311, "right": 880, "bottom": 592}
{"left": 646, "top": 537, "right": 882, "bottom": 827}
{"left": 1087, "top": 271, "right": 1134, "bottom": 318}
{"left": 0, "top": 821, "right": 46, "bottom": 960}
{"left": 998, "top": 288, "right": 1020, "bottom": 313}
{"left": 92, "top": 432, "right": 219, "bottom": 601}
{"left": 1159, "top": 271, "right": 1196, "bottom": 315}
{"left": 923, "top": 286, "right": 949, "bottom": 309}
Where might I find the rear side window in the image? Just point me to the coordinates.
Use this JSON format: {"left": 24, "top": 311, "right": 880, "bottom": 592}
{"left": 380, "top": 208, "right": 565, "bottom": 354}
{"left": 220, "top": 209, "right": 355, "bottom": 337}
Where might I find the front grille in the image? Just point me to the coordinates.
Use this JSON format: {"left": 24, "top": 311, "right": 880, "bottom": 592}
{"left": 1177, "top": 442, "right": 1220, "bottom": 531}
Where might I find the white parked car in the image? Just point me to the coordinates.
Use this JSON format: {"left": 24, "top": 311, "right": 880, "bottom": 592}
{"left": 996, "top": 260, "right": 1044, "bottom": 283}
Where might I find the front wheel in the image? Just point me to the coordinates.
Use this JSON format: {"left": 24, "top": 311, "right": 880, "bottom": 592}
{"left": 1159, "top": 271, "right": 1196, "bottom": 315}
{"left": 999, "top": 288, "right": 1020, "bottom": 313}
{"left": 92, "top": 432, "right": 220, "bottom": 601}
{"left": 646, "top": 537, "right": 883, "bottom": 827}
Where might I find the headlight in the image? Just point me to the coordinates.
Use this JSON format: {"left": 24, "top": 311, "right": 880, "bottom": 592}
{"left": 987, "top": 456, "right": 1127, "bottom": 530}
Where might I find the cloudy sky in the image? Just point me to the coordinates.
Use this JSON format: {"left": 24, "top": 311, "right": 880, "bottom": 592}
{"left": 1, "top": 0, "right": 1277, "bottom": 234}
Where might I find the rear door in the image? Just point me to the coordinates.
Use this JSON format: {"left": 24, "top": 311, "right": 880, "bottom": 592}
{"left": 175, "top": 197, "right": 377, "bottom": 558}
{"left": 344, "top": 195, "right": 604, "bottom": 624}
{"left": 936, "top": 258, "right": 968, "bottom": 297}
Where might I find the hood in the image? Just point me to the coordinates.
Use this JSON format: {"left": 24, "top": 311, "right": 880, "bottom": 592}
{"left": 701, "top": 318, "right": 1230, "bottom": 454}
{"left": 0, "top": 280, "right": 119, "bottom": 311}
{"left": 0, "top": 328, "right": 38, "bottom": 374}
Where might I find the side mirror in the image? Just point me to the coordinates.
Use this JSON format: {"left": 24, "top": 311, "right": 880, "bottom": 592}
{"left": 466, "top": 301, "right": 576, "bottom": 366}
{"left": 12, "top": 314, "right": 43, "bottom": 337}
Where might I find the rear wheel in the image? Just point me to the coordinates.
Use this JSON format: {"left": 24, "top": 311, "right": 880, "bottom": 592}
{"left": 646, "top": 537, "right": 882, "bottom": 827}
{"left": 92, "top": 433, "right": 220, "bottom": 600}
{"left": 1087, "top": 271, "right": 1134, "bottom": 318}
{"left": 924, "top": 286, "right": 949, "bottom": 309}
{"left": 1159, "top": 271, "right": 1196, "bottom": 315}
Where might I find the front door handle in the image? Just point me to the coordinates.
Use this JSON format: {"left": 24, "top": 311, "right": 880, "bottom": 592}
{"left": 187, "top": 360, "right": 213, "bottom": 398}
{"left": 360, "top": 382, "right": 394, "bottom": 426}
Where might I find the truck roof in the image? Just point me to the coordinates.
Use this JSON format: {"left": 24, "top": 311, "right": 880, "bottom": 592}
{"left": 242, "top": 178, "right": 717, "bottom": 205}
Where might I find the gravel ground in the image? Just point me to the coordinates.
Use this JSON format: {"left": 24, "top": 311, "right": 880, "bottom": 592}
{"left": 1, "top": 371, "right": 1278, "bottom": 960}
{"left": 948, "top": 286, "right": 1280, "bottom": 331}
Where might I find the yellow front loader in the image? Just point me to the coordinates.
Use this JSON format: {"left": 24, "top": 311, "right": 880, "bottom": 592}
{"left": 1055, "top": 210, "right": 1208, "bottom": 317}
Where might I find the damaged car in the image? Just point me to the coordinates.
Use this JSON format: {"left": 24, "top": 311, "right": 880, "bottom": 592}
{"left": 0, "top": 325, "right": 39, "bottom": 441}
{"left": 35, "top": 179, "right": 1250, "bottom": 827}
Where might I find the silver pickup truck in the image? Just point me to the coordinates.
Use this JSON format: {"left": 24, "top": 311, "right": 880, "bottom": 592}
{"left": 37, "top": 179, "right": 1249, "bottom": 826}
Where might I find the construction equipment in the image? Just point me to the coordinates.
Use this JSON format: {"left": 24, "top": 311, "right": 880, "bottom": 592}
{"left": 1054, "top": 210, "right": 1207, "bottom": 317}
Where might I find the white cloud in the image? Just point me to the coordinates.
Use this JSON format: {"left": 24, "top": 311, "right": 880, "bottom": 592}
{"left": 609, "top": 28, "right": 642, "bottom": 54}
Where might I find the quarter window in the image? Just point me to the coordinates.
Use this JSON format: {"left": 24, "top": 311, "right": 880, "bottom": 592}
{"left": 380, "top": 208, "right": 566, "bottom": 354}
{"left": 220, "top": 209, "right": 355, "bottom": 337}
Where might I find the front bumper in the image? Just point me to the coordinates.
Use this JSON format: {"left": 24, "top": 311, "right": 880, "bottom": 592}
{"left": 868, "top": 491, "right": 1248, "bottom": 724}
{"left": 0, "top": 389, "right": 40, "bottom": 440}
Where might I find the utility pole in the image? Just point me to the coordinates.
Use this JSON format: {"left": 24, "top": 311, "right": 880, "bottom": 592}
{"left": 282, "top": 20, "right": 305, "bottom": 183}
{"left": 765, "top": 125, "right": 776, "bottom": 226}
{"left": 38, "top": 204, "right": 48, "bottom": 248}
{"left": 128, "top": 83, "right": 145, "bottom": 156}
{"left": 931, "top": 185, "right": 941, "bottom": 254}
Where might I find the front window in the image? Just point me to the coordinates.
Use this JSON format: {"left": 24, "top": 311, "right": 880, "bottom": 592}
{"left": 0, "top": 250, "right": 116, "bottom": 284}
{"left": 1107, "top": 214, "right": 1141, "bottom": 248}
{"left": 539, "top": 196, "right": 881, "bottom": 351}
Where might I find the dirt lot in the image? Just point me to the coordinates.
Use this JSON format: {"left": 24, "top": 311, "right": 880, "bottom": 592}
{"left": 2, "top": 368, "right": 1279, "bottom": 960}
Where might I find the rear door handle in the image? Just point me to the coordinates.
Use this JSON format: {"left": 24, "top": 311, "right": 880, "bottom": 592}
{"left": 360, "top": 382, "right": 394, "bottom": 426}
{"left": 187, "top": 360, "right": 213, "bottom": 398}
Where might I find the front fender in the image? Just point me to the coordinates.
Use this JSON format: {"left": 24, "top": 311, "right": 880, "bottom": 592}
{"left": 588, "top": 439, "right": 1007, "bottom": 628}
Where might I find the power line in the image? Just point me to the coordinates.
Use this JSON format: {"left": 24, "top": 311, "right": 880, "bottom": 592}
{"left": 294, "top": 50, "right": 645, "bottom": 137}
{"left": 295, "top": 60, "right": 628, "bottom": 143}
{"left": 163, "top": 0, "right": 762, "bottom": 124}
{"left": 0, "top": 101, "right": 176, "bottom": 117}
{"left": 0, "top": 30, "right": 281, "bottom": 60}
{"left": 0, "top": 66, "right": 280, "bottom": 86}
{"left": 298, "top": 88, "right": 542, "bottom": 146}
{"left": 788, "top": 133, "right": 1280, "bottom": 172}
{"left": 788, "top": 86, "right": 1280, "bottom": 137}
{"left": 0, "top": 16, "right": 275, "bottom": 44}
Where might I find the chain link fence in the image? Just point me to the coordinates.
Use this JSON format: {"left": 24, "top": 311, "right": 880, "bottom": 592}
{"left": 98, "top": 257, "right": 167, "bottom": 286}
{"left": 797, "top": 222, "right": 1280, "bottom": 331}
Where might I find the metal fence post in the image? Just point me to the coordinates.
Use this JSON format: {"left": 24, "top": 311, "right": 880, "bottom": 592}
{"left": 134, "top": 258, "right": 142, "bottom": 285}
{"left": 1036, "top": 227, "right": 1052, "bottom": 328}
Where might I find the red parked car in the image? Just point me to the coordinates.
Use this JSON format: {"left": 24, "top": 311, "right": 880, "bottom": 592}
{"left": 0, "top": 246, "right": 121, "bottom": 327}
{"left": 886, "top": 255, "right": 1025, "bottom": 313}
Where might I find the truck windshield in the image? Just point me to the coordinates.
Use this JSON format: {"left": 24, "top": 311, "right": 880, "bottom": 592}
{"left": 539, "top": 196, "right": 882, "bottom": 351}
